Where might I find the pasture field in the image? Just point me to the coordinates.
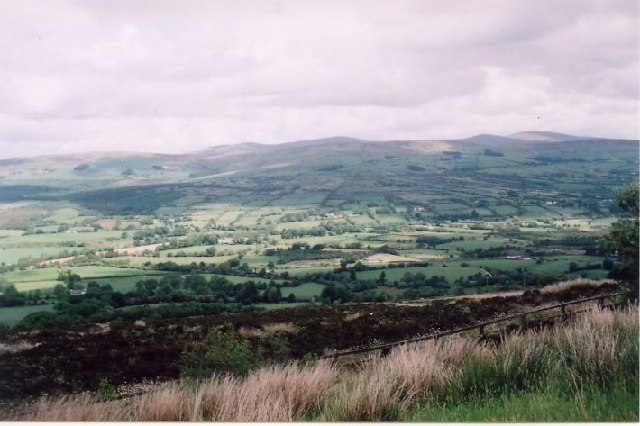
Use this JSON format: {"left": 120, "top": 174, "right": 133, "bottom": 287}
{"left": 457, "top": 255, "right": 604, "bottom": 275}
{"left": 159, "top": 245, "right": 216, "bottom": 256}
{"left": 436, "top": 238, "right": 508, "bottom": 250}
{"left": 356, "top": 266, "right": 486, "bottom": 282}
{"left": 280, "top": 266, "right": 336, "bottom": 276}
{"left": 280, "top": 282, "right": 325, "bottom": 298}
{"left": 121, "top": 256, "right": 235, "bottom": 267}
{"left": 0, "top": 185, "right": 618, "bottom": 307}
{"left": 0, "top": 247, "right": 77, "bottom": 265}
{"left": 0, "top": 230, "right": 128, "bottom": 248}
{"left": 0, "top": 137, "right": 635, "bottom": 338}
{"left": 252, "top": 302, "right": 311, "bottom": 310}
{"left": 0, "top": 304, "right": 55, "bottom": 326}
{"left": 275, "top": 220, "right": 323, "bottom": 231}
{"left": 2, "top": 266, "right": 166, "bottom": 292}
{"left": 82, "top": 275, "right": 170, "bottom": 293}
{"left": 202, "top": 275, "right": 283, "bottom": 285}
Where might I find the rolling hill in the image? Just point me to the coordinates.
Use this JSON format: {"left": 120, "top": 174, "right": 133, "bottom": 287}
{"left": 0, "top": 132, "right": 636, "bottom": 215}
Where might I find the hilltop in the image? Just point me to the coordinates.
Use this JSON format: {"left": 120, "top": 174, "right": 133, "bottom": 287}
{"left": 0, "top": 131, "right": 636, "bottom": 216}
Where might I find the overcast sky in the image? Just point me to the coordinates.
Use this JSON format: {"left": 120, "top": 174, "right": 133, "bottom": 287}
{"left": 0, "top": 0, "right": 638, "bottom": 158}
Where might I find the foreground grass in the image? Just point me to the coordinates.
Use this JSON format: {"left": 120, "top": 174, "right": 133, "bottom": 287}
{"left": 5, "top": 303, "right": 638, "bottom": 421}
{"left": 409, "top": 384, "right": 639, "bottom": 422}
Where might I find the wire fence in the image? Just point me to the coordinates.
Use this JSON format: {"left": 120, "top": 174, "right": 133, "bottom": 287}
{"left": 320, "top": 292, "right": 625, "bottom": 362}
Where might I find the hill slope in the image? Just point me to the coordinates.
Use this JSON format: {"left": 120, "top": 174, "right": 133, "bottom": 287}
{"left": 0, "top": 132, "right": 637, "bottom": 215}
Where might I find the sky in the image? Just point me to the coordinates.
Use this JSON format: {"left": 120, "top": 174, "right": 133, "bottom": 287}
{"left": 0, "top": 0, "right": 638, "bottom": 158}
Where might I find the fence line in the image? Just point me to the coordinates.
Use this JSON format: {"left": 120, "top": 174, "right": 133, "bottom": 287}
{"left": 320, "top": 292, "right": 624, "bottom": 360}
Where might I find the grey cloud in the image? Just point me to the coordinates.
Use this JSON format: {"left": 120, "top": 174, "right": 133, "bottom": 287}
{"left": 0, "top": 0, "right": 637, "bottom": 158}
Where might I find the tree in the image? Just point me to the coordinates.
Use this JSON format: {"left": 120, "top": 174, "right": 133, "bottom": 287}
{"left": 53, "top": 284, "right": 68, "bottom": 300}
{"left": 0, "top": 284, "right": 26, "bottom": 307}
{"left": 605, "top": 180, "right": 639, "bottom": 299}
{"left": 59, "top": 271, "right": 82, "bottom": 290}
{"left": 238, "top": 281, "right": 259, "bottom": 304}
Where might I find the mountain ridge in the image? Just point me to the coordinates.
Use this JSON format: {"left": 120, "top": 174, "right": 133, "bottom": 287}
{"left": 0, "top": 131, "right": 633, "bottom": 163}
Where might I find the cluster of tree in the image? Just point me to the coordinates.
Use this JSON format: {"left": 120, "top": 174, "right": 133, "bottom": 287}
{"left": 320, "top": 284, "right": 389, "bottom": 304}
{"left": 131, "top": 275, "right": 297, "bottom": 305}
{"left": 397, "top": 273, "right": 449, "bottom": 289}
{"left": 462, "top": 246, "right": 510, "bottom": 258}
{"left": 280, "top": 212, "right": 310, "bottom": 222}
{"left": 401, "top": 287, "right": 450, "bottom": 300}
{"left": 483, "top": 149, "right": 504, "bottom": 157}
{"left": 158, "top": 235, "right": 219, "bottom": 250}
{"left": 535, "top": 234, "right": 600, "bottom": 249}
{"left": 16, "top": 301, "right": 251, "bottom": 330}
{"left": 154, "top": 258, "right": 253, "bottom": 276}
{"left": 604, "top": 180, "right": 639, "bottom": 299}
{"left": 568, "top": 261, "right": 604, "bottom": 273}
{"left": 322, "top": 221, "right": 365, "bottom": 235}
{"left": 0, "top": 284, "right": 28, "bottom": 307}
{"left": 280, "top": 227, "right": 326, "bottom": 239}
{"left": 166, "top": 247, "right": 216, "bottom": 258}
{"left": 416, "top": 235, "right": 463, "bottom": 248}
{"left": 15, "top": 275, "right": 299, "bottom": 330}
{"left": 431, "top": 212, "right": 483, "bottom": 222}
{"left": 133, "top": 225, "right": 189, "bottom": 244}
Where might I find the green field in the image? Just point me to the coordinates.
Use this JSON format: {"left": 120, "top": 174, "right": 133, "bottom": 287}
{"left": 2, "top": 267, "right": 167, "bottom": 292}
{"left": 280, "top": 282, "right": 325, "bottom": 299}
{"left": 356, "top": 266, "right": 485, "bottom": 282}
{"left": 0, "top": 136, "right": 635, "bottom": 325}
{"left": 0, "top": 304, "right": 55, "bottom": 326}
{"left": 253, "top": 302, "right": 311, "bottom": 310}
{"left": 0, "top": 247, "right": 77, "bottom": 265}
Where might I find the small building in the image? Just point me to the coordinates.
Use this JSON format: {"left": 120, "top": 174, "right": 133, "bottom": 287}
{"left": 219, "top": 237, "right": 234, "bottom": 245}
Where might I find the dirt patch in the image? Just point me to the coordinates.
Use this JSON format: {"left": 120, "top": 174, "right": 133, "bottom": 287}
{"left": 40, "top": 256, "right": 75, "bottom": 266}
{"left": 96, "top": 219, "right": 117, "bottom": 231}
{"left": 364, "top": 253, "right": 419, "bottom": 264}
{"left": 286, "top": 258, "right": 342, "bottom": 267}
{"left": 115, "top": 244, "right": 162, "bottom": 256}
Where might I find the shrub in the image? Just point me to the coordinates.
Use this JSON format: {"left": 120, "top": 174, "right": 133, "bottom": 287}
{"left": 97, "top": 377, "right": 116, "bottom": 402}
{"left": 180, "top": 329, "right": 257, "bottom": 378}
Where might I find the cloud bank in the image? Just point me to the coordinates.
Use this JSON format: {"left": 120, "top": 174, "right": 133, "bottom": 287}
{"left": 0, "top": 0, "right": 637, "bottom": 158}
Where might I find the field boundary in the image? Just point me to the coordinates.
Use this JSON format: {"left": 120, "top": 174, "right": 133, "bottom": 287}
{"left": 321, "top": 292, "right": 625, "bottom": 360}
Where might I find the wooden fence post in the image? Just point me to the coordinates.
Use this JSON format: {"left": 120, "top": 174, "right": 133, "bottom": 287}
{"left": 520, "top": 313, "right": 527, "bottom": 331}
{"left": 479, "top": 325, "right": 485, "bottom": 338}
{"left": 561, "top": 303, "right": 567, "bottom": 322}
{"left": 598, "top": 296, "right": 605, "bottom": 310}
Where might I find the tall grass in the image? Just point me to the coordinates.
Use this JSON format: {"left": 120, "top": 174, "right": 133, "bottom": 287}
{"left": 8, "top": 304, "right": 638, "bottom": 422}
{"left": 539, "top": 278, "right": 616, "bottom": 294}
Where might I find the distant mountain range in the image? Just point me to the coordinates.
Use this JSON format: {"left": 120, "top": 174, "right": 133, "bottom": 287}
{"left": 0, "top": 131, "right": 625, "bottom": 165}
{"left": 0, "top": 131, "right": 636, "bottom": 215}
